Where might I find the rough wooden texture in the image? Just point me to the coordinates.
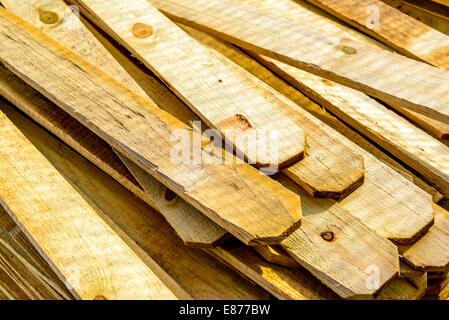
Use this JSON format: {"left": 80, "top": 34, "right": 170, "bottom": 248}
{"left": 306, "top": 0, "right": 449, "bottom": 70}
{"left": 117, "top": 152, "right": 228, "bottom": 247}
{"left": 208, "top": 238, "right": 340, "bottom": 300}
{"left": 0, "top": 101, "right": 269, "bottom": 300}
{"left": 277, "top": 175, "right": 399, "bottom": 299}
{"left": 402, "top": 204, "right": 449, "bottom": 272}
{"left": 382, "top": 0, "right": 449, "bottom": 36}
{"left": 234, "top": 0, "right": 449, "bottom": 198}
{"left": 182, "top": 25, "right": 434, "bottom": 244}
{"left": 150, "top": 0, "right": 449, "bottom": 125}
{"left": 0, "top": 106, "right": 178, "bottom": 300}
{"left": 0, "top": 9, "right": 302, "bottom": 245}
{"left": 0, "top": 0, "right": 228, "bottom": 248}
{"left": 71, "top": 0, "right": 307, "bottom": 170}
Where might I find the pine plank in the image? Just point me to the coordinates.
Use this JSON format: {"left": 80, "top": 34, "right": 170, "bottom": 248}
{"left": 116, "top": 152, "right": 229, "bottom": 247}
{"left": 70, "top": 0, "right": 307, "bottom": 170}
{"left": 233, "top": 0, "right": 449, "bottom": 198}
{"left": 150, "top": 0, "right": 449, "bottom": 125}
{"left": 208, "top": 238, "right": 340, "bottom": 300}
{"left": 252, "top": 245, "right": 300, "bottom": 268}
{"left": 0, "top": 108, "right": 178, "bottom": 300}
{"left": 0, "top": 9, "right": 302, "bottom": 245}
{"left": 182, "top": 24, "right": 434, "bottom": 244}
{"left": 402, "top": 204, "right": 449, "bottom": 272}
{"left": 0, "top": 0, "right": 228, "bottom": 247}
{"left": 178, "top": 26, "right": 365, "bottom": 199}
{"left": 306, "top": 0, "right": 449, "bottom": 70}
{"left": 0, "top": 101, "right": 268, "bottom": 300}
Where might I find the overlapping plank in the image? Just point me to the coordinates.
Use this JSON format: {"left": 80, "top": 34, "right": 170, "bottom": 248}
{"left": 182, "top": 24, "right": 433, "bottom": 244}
{"left": 231, "top": 0, "right": 449, "bottom": 197}
{"left": 252, "top": 245, "right": 300, "bottom": 268}
{"left": 150, "top": 0, "right": 449, "bottom": 125}
{"left": 0, "top": 0, "right": 228, "bottom": 248}
{"left": 0, "top": 101, "right": 268, "bottom": 300}
{"left": 401, "top": 204, "right": 449, "bottom": 272}
{"left": 70, "top": 0, "right": 307, "bottom": 170}
{"left": 0, "top": 107, "right": 178, "bottom": 300}
{"left": 117, "top": 152, "right": 229, "bottom": 247}
{"left": 306, "top": 0, "right": 449, "bottom": 70}
{"left": 0, "top": 9, "right": 302, "bottom": 245}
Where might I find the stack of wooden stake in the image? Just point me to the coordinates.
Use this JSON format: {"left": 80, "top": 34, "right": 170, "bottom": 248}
{"left": 0, "top": 0, "right": 447, "bottom": 300}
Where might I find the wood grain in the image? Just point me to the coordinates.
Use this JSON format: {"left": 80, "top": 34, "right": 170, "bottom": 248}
{"left": 150, "top": 0, "right": 449, "bottom": 125}
{"left": 0, "top": 107, "right": 177, "bottom": 300}
{"left": 70, "top": 0, "right": 307, "bottom": 169}
{"left": 183, "top": 24, "right": 434, "bottom": 244}
{"left": 402, "top": 204, "right": 449, "bottom": 272}
{"left": 234, "top": 0, "right": 449, "bottom": 198}
{"left": 0, "top": 101, "right": 268, "bottom": 300}
{"left": 0, "top": 0, "right": 228, "bottom": 247}
{"left": 306, "top": 0, "right": 449, "bottom": 70}
{"left": 0, "top": 9, "right": 302, "bottom": 245}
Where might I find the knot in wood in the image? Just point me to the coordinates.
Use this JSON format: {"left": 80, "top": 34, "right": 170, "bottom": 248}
{"left": 341, "top": 45, "right": 357, "bottom": 55}
{"left": 132, "top": 23, "right": 153, "bottom": 39}
{"left": 164, "top": 189, "right": 177, "bottom": 201}
{"left": 38, "top": 10, "right": 59, "bottom": 25}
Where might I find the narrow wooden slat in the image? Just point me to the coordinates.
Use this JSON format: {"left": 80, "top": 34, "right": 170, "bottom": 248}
{"left": 178, "top": 25, "right": 365, "bottom": 200}
{"left": 208, "top": 238, "right": 340, "bottom": 300}
{"left": 182, "top": 24, "right": 434, "bottom": 244}
{"left": 0, "top": 0, "right": 228, "bottom": 247}
{"left": 150, "top": 0, "right": 449, "bottom": 125}
{"left": 234, "top": 0, "right": 449, "bottom": 198}
{"left": 252, "top": 245, "right": 300, "bottom": 268}
{"left": 402, "top": 204, "right": 449, "bottom": 272}
{"left": 70, "top": 0, "right": 307, "bottom": 170}
{"left": 306, "top": 0, "right": 449, "bottom": 70}
{"left": 116, "top": 152, "right": 229, "bottom": 247}
{"left": 0, "top": 101, "right": 268, "bottom": 300}
{"left": 0, "top": 107, "right": 178, "bottom": 300}
{"left": 0, "top": 9, "right": 302, "bottom": 245}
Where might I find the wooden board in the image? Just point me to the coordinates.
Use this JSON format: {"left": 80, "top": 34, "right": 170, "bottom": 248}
{"left": 0, "top": 0, "right": 228, "bottom": 247}
{"left": 306, "top": 0, "right": 449, "bottom": 70}
{"left": 402, "top": 204, "right": 449, "bottom": 272}
{"left": 149, "top": 0, "right": 449, "bottom": 125}
{"left": 233, "top": 0, "right": 449, "bottom": 198}
{"left": 252, "top": 245, "right": 299, "bottom": 268}
{"left": 0, "top": 106, "right": 178, "bottom": 300}
{"left": 182, "top": 25, "right": 434, "bottom": 244}
{"left": 177, "top": 26, "right": 365, "bottom": 200}
{"left": 0, "top": 9, "right": 302, "bottom": 245}
{"left": 116, "top": 152, "right": 228, "bottom": 247}
{"left": 70, "top": 0, "right": 307, "bottom": 170}
{"left": 0, "top": 101, "right": 268, "bottom": 300}
{"left": 279, "top": 176, "right": 399, "bottom": 299}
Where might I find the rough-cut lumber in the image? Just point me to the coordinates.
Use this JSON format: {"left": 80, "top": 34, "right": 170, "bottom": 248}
{"left": 0, "top": 101, "right": 268, "bottom": 300}
{"left": 277, "top": 175, "right": 399, "bottom": 299}
{"left": 0, "top": 9, "right": 302, "bottom": 246}
{"left": 70, "top": 0, "right": 308, "bottom": 170}
{"left": 117, "top": 152, "right": 229, "bottom": 247}
{"left": 208, "top": 238, "right": 340, "bottom": 300}
{"left": 72, "top": 0, "right": 370, "bottom": 200}
{"left": 382, "top": 0, "right": 449, "bottom": 36}
{"left": 0, "top": 0, "right": 227, "bottom": 248}
{"left": 306, "top": 0, "right": 449, "bottom": 70}
{"left": 0, "top": 107, "right": 178, "bottom": 300}
{"left": 182, "top": 24, "right": 434, "bottom": 244}
{"left": 234, "top": 0, "right": 449, "bottom": 197}
{"left": 402, "top": 204, "right": 449, "bottom": 272}
{"left": 252, "top": 245, "right": 300, "bottom": 268}
{"left": 150, "top": 0, "right": 449, "bottom": 125}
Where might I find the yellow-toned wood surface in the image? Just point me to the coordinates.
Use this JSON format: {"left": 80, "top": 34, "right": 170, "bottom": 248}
{"left": 0, "top": 9, "right": 303, "bottom": 245}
